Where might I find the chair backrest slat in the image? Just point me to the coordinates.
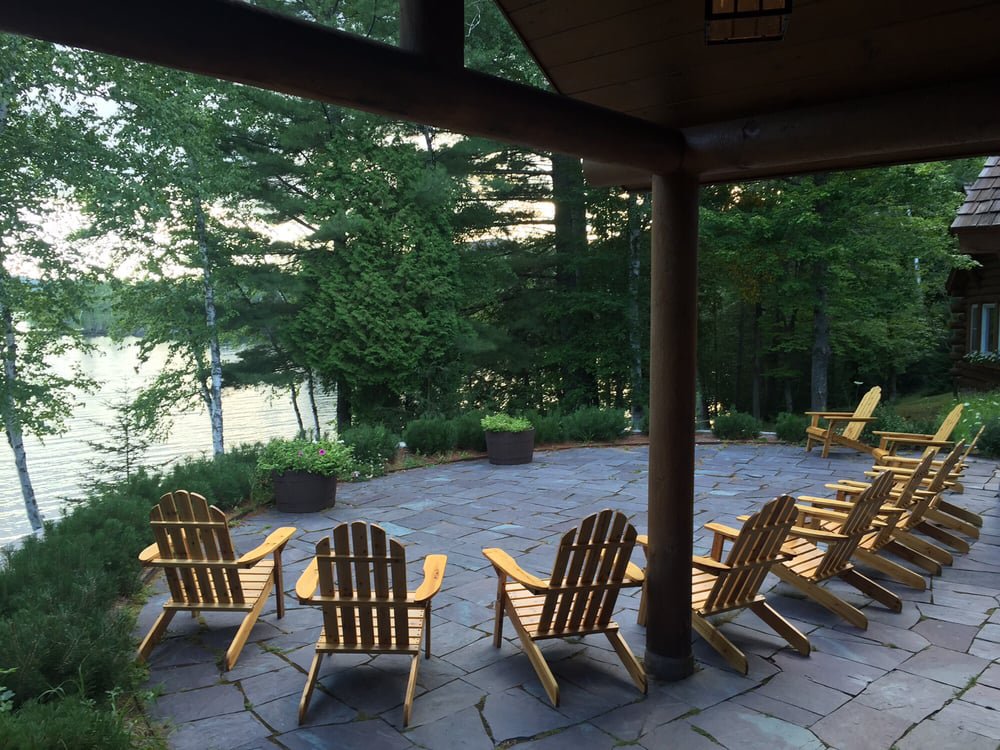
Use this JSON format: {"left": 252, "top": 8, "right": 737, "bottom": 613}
{"left": 704, "top": 495, "right": 796, "bottom": 612}
{"left": 934, "top": 404, "right": 963, "bottom": 442}
{"left": 538, "top": 510, "right": 637, "bottom": 636}
{"left": 814, "top": 471, "right": 893, "bottom": 579}
{"left": 843, "top": 386, "right": 881, "bottom": 441}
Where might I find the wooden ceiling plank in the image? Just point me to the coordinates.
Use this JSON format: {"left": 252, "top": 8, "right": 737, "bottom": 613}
{"left": 0, "top": 0, "right": 684, "bottom": 172}
{"left": 505, "top": 0, "right": 663, "bottom": 42}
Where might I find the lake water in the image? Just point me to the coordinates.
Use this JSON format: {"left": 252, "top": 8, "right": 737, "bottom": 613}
{"left": 0, "top": 337, "right": 337, "bottom": 546}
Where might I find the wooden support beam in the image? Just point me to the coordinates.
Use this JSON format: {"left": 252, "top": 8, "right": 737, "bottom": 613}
{"left": 585, "top": 77, "right": 1000, "bottom": 187}
{"left": 399, "top": 0, "right": 464, "bottom": 69}
{"left": 0, "top": 0, "right": 682, "bottom": 173}
{"left": 645, "top": 171, "right": 698, "bottom": 681}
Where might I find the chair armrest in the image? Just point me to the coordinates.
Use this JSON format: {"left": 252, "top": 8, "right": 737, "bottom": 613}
{"left": 794, "top": 504, "right": 851, "bottom": 520}
{"left": 703, "top": 522, "right": 740, "bottom": 539}
{"left": 138, "top": 542, "right": 160, "bottom": 565}
{"left": 636, "top": 534, "right": 648, "bottom": 549}
{"left": 295, "top": 558, "right": 319, "bottom": 603}
{"left": 413, "top": 554, "right": 448, "bottom": 602}
{"left": 804, "top": 494, "right": 858, "bottom": 508}
{"left": 482, "top": 548, "right": 548, "bottom": 593}
{"left": 873, "top": 430, "right": 933, "bottom": 440}
{"left": 236, "top": 526, "right": 297, "bottom": 566}
{"left": 788, "top": 525, "right": 848, "bottom": 542}
{"left": 805, "top": 411, "right": 856, "bottom": 418}
{"left": 624, "top": 561, "right": 645, "bottom": 585}
{"left": 692, "top": 555, "right": 730, "bottom": 573}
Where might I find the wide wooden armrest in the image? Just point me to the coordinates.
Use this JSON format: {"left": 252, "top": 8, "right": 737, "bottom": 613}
{"left": 295, "top": 558, "right": 319, "bottom": 603}
{"left": 703, "top": 521, "right": 740, "bottom": 539}
{"left": 803, "top": 494, "right": 858, "bottom": 509}
{"left": 788, "top": 525, "right": 848, "bottom": 542}
{"left": 805, "top": 411, "right": 856, "bottom": 418}
{"left": 873, "top": 430, "right": 934, "bottom": 440}
{"left": 692, "top": 555, "right": 730, "bottom": 573}
{"left": 482, "top": 548, "right": 547, "bottom": 592}
{"left": 636, "top": 534, "right": 648, "bottom": 549}
{"left": 823, "top": 483, "right": 866, "bottom": 495}
{"left": 625, "top": 561, "right": 645, "bottom": 584}
{"left": 413, "top": 554, "right": 448, "bottom": 602}
{"left": 138, "top": 542, "right": 160, "bottom": 564}
{"left": 236, "top": 526, "right": 297, "bottom": 566}
{"left": 883, "top": 436, "right": 951, "bottom": 449}
{"left": 794, "top": 504, "right": 851, "bottom": 521}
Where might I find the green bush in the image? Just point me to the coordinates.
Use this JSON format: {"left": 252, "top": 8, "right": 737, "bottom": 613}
{"left": 774, "top": 412, "right": 808, "bottom": 443}
{"left": 341, "top": 424, "right": 399, "bottom": 471}
{"left": 712, "top": 411, "right": 762, "bottom": 440}
{"left": 562, "top": 407, "right": 627, "bottom": 442}
{"left": 166, "top": 444, "right": 262, "bottom": 511}
{"left": 403, "top": 417, "right": 456, "bottom": 455}
{"left": 480, "top": 413, "right": 533, "bottom": 432}
{"left": 976, "top": 418, "right": 1000, "bottom": 457}
{"left": 452, "top": 412, "right": 487, "bottom": 452}
{"left": 0, "top": 696, "right": 137, "bottom": 750}
{"left": 525, "top": 411, "right": 564, "bottom": 444}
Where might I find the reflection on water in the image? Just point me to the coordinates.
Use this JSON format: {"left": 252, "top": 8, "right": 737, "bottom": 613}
{"left": 0, "top": 337, "right": 336, "bottom": 545}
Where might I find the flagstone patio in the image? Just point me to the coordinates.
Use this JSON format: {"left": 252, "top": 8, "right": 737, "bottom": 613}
{"left": 137, "top": 443, "right": 1000, "bottom": 750}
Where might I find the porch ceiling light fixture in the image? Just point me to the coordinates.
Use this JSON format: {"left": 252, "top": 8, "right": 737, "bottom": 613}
{"left": 706, "top": 0, "right": 792, "bottom": 44}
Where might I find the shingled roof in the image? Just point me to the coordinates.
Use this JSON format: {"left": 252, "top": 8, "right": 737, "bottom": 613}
{"left": 953, "top": 156, "right": 1000, "bottom": 233}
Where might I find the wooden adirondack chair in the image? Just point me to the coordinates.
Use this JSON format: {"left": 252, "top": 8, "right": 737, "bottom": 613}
{"left": 295, "top": 522, "right": 446, "bottom": 727}
{"left": 805, "top": 386, "right": 881, "bottom": 458}
{"left": 639, "top": 495, "right": 811, "bottom": 675}
{"left": 872, "top": 403, "right": 962, "bottom": 460}
{"left": 483, "top": 509, "right": 646, "bottom": 707}
{"left": 769, "top": 471, "right": 900, "bottom": 629}
{"left": 802, "top": 452, "right": 936, "bottom": 590}
{"left": 137, "top": 490, "right": 296, "bottom": 670}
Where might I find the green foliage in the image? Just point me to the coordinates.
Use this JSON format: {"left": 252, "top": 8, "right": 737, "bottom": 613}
{"left": 529, "top": 412, "right": 567, "bottom": 444}
{"left": 863, "top": 404, "right": 938, "bottom": 445}
{"left": 561, "top": 407, "right": 627, "bottom": 442}
{"left": 954, "top": 391, "right": 1000, "bottom": 442}
{"left": 257, "top": 438, "right": 354, "bottom": 479}
{"left": 712, "top": 411, "right": 762, "bottom": 440}
{"left": 164, "top": 445, "right": 262, "bottom": 511}
{"left": 452, "top": 412, "right": 487, "bottom": 452}
{"left": 0, "top": 696, "right": 138, "bottom": 750}
{"left": 341, "top": 424, "right": 399, "bottom": 474}
{"left": 774, "top": 412, "right": 808, "bottom": 443}
{"left": 975, "top": 419, "right": 1000, "bottom": 458}
{"left": 403, "top": 418, "right": 457, "bottom": 456}
{"left": 480, "top": 414, "right": 533, "bottom": 433}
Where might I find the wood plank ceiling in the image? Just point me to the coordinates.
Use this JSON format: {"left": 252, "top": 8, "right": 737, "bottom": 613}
{"left": 496, "top": 0, "right": 1000, "bottom": 130}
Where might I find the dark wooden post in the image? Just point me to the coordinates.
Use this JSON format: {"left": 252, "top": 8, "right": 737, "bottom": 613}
{"left": 399, "top": 0, "right": 464, "bottom": 69}
{"left": 645, "top": 171, "right": 698, "bottom": 680}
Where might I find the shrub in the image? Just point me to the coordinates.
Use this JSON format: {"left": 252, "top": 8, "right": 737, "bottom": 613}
{"left": 712, "top": 411, "right": 762, "bottom": 440}
{"left": 562, "top": 407, "right": 627, "bottom": 442}
{"left": 341, "top": 424, "right": 399, "bottom": 472}
{"left": 520, "top": 411, "right": 563, "bottom": 444}
{"left": 976, "top": 418, "right": 1000, "bottom": 457}
{"left": 257, "top": 438, "right": 354, "bottom": 478}
{"left": 774, "top": 412, "right": 808, "bottom": 443}
{"left": 480, "top": 413, "right": 533, "bottom": 432}
{"left": 452, "top": 412, "right": 487, "bottom": 452}
{"left": 0, "top": 696, "right": 137, "bottom": 750}
{"left": 166, "top": 444, "right": 262, "bottom": 511}
{"left": 403, "top": 417, "right": 456, "bottom": 455}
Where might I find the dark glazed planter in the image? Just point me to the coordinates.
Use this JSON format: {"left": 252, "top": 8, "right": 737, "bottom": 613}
{"left": 485, "top": 429, "right": 535, "bottom": 465}
{"left": 272, "top": 471, "right": 337, "bottom": 513}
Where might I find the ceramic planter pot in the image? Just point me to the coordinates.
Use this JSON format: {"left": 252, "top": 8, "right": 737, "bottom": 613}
{"left": 272, "top": 471, "right": 337, "bottom": 512}
{"left": 485, "top": 429, "right": 535, "bottom": 465}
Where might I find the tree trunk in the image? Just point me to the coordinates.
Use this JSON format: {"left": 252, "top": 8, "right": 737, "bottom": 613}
{"left": 751, "top": 301, "right": 762, "bottom": 419}
{"left": 0, "top": 293, "right": 42, "bottom": 532}
{"left": 194, "top": 195, "right": 225, "bottom": 456}
{"left": 289, "top": 380, "right": 304, "bottom": 435}
{"left": 810, "top": 261, "right": 831, "bottom": 410}
{"left": 551, "top": 153, "right": 597, "bottom": 407}
{"left": 306, "top": 368, "right": 321, "bottom": 436}
{"left": 626, "top": 191, "right": 646, "bottom": 431}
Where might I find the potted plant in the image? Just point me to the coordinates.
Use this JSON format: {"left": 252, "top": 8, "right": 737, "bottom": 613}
{"left": 481, "top": 414, "right": 535, "bottom": 465}
{"left": 257, "top": 438, "right": 354, "bottom": 513}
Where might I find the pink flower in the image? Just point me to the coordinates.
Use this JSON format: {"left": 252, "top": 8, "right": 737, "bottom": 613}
{"left": 318, "top": 449, "right": 326, "bottom": 455}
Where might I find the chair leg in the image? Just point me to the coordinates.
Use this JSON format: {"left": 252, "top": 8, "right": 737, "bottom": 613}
{"left": 508, "top": 611, "right": 559, "bottom": 706}
{"left": 883, "top": 540, "right": 943, "bottom": 575}
{"left": 403, "top": 653, "right": 421, "bottom": 727}
{"left": 923, "top": 507, "right": 979, "bottom": 539}
{"left": 637, "top": 582, "right": 647, "bottom": 627}
{"left": 137, "top": 608, "right": 177, "bottom": 663}
{"left": 839, "top": 569, "right": 901, "bottom": 613}
{"left": 915, "top": 521, "right": 970, "bottom": 553}
{"left": 771, "top": 566, "right": 867, "bottom": 629}
{"left": 605, "top": 627, "right": 647, "bottom": 694}
{"left": 492, "top": 576, "right": 506, "bottom": 648}
{"left": 891, "top": 532, "right": 953, "bottom": 567}
{"left": 692, "top": 612, "right": 748, "bottom": 674}
{"left": 298, "top": 652, "right": 324, "bottom": 725}
{"left": 822, "top": 434, "right": 832, "bottom": 459}
{"left": 750, "top": 601, "right": 811, "bottom": 657}
{"left": 853, "top": 548, "right": 926, "bottom": 590}
{"left": 936, "top": 499, "right": 981, "bottom": 527}
{"left": 225, "top": 580, "right": 274, "bottom": 670}
{"left": 274, "top": 549, "right": 286, "bottom": 619}
{"left": 424, "top": 602, "right": 432, "bottom": 659}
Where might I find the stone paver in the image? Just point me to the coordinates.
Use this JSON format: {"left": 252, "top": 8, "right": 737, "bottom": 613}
{"left": 137, "top": 444, "right": 1000, "bottom": 749}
